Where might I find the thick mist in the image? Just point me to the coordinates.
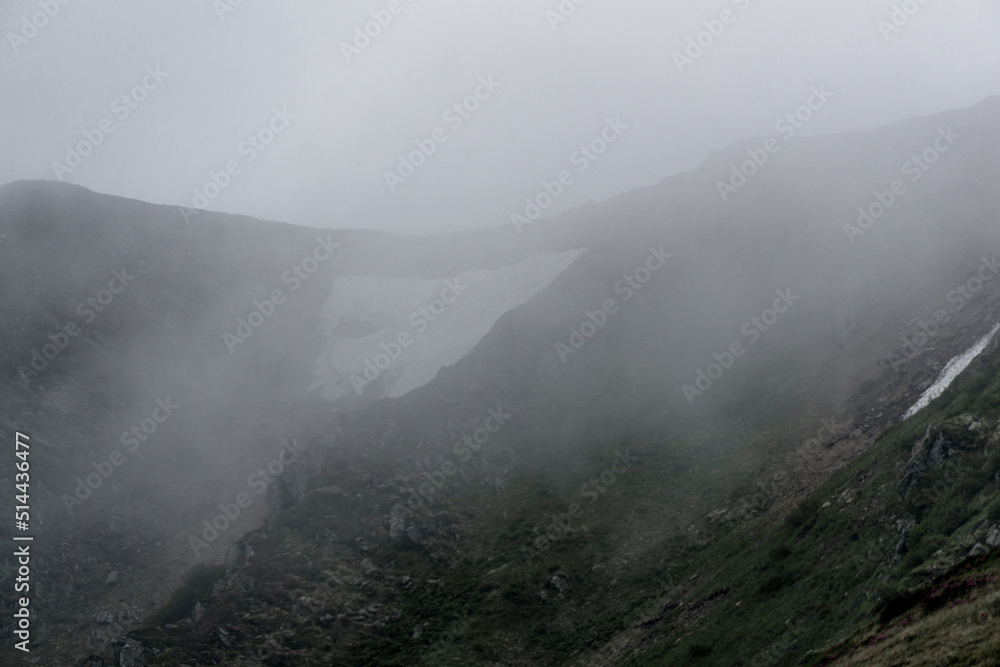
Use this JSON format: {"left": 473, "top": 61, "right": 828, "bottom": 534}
{"left": 2, "top": 1, "right": 999, "bottom": 234}
{"left": 4, "top": 3, "right": 1000, "bottom": 665}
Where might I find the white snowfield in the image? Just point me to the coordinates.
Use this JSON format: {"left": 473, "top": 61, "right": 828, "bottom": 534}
{"left": 309, "top": 249, "right": 586, "bottom": 401}
{"left": 903, "top": 323, "right": 1000, "bottom": 419}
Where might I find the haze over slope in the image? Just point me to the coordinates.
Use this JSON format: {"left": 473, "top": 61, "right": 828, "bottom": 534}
{"left": 1, "top": 96, "right": 1000, "bottom": 665}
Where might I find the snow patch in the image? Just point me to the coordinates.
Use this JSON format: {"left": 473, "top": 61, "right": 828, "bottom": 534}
{"left": 903, "top": 323, "right": 1000, "bottom": 419}
{"left": 309, "top": 249, "right": 586, "bottom": 401}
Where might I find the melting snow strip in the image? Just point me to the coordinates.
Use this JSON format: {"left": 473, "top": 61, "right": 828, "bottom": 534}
{"left": 903, "top": 323, "right": 1000, "bottom": 419}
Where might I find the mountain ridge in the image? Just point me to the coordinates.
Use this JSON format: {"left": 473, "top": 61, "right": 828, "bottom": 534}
{"left": 2, "top": 95, "right": 1000, "bottom": 665}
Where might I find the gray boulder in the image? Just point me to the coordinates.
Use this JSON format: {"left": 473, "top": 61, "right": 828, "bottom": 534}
{"left": 548, "top": 574, "right": 570, "bottom": 591}
{"left": 969, "top": 543, "right": 990, "bottom": 557}
{"left": 110, "top": 637, "right": 145, "bottom": 667}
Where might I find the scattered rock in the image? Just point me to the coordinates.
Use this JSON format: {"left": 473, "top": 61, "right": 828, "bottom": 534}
{"left": 548, "top": 574, "right": 570, "bottom": 592}
{"left": 412, "top": 626, "right": 423, "bottom": 640}
{"left": 406, "top": 524, "right": 424, "bottom": 546}
{"left": 399, "top": 575, "right": 414, "bottom": 590}
{"left": 389, "top": 505, "right": 410, "bottom": 549}
{"left": 210, "top": 626, "right": 234, "bottom": 648}
{"left": 898, "top": 429, "right": 959, "bottom": 497}
{"left": 986, "top": 525, "right": 1000, "bottom": 548}
{"left": 105, "top": 571, "right": 120, "bottom": 585}
{"left": 192, "top": 601, "right": 205, "bottom": 623}
{"left": 300, "top": 596, "right": 322, "bottom": 613}
{"left": 114, "top": 637, "right": 146, "bottom": 667}
{"left": 348, "top": 605, "right": 378, "bottom": 622}
{"left": 969, "top": 543, "right": 990, "bottom": 557}
{"left": 95, "top": 611, "right": 115, "bottom": 626}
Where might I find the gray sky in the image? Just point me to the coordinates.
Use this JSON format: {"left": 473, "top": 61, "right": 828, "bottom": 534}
{"left": 2, "top": 0, "right": 998, "bottom": 235}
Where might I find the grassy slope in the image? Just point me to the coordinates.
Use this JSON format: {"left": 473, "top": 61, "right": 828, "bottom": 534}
{"left": 629, "top": 338, "right": 1000, "bottom": 666}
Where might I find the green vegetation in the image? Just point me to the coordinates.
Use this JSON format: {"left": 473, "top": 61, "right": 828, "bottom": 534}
{"left": 630, "top": 341, "right": 1000, "bottom": 666}
{"left": 134, "top": 333, "right": 1000, "bottom": 666}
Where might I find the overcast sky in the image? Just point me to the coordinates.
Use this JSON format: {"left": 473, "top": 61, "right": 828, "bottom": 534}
{"left": 3, "top": 0, "right": 998, "bottom": 235}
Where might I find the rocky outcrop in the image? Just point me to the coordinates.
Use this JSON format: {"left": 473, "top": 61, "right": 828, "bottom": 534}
{"left": 969, "top": 543, "right": 990, "bottom": 557}
{"left": 892, "top": 517, "right": 916, "bottom": 566}
{"left": 897, "top": 427, "right": 964, "bottom": 498}
{"left": 986, "top": 525, "right": 999, "bottom": 548}
{"left": 75, "top": 637, "right": 147, "bottom": 667}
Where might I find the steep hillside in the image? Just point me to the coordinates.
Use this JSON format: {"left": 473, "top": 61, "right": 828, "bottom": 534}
{"left": 629, "top": 321, "right": 1000, "bottom": 666}
{"left": 0, "top": 97, "right": 999, "bottom": 665}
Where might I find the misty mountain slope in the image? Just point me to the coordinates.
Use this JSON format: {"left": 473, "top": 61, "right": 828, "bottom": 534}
{"left": 2, "top": 97, "right": 1000, "bottom": 666}
{"left": 0, "top": 179, "right": 596, "bottom": 664}
{"left": 393, "top": 96, "right": 1000, "bottom": 474}
{"left": 627, "top": 327, "right": 1000, "bottom": 666}
{"left": 99, "top": 301, "right": 1000, "bottom": 666}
